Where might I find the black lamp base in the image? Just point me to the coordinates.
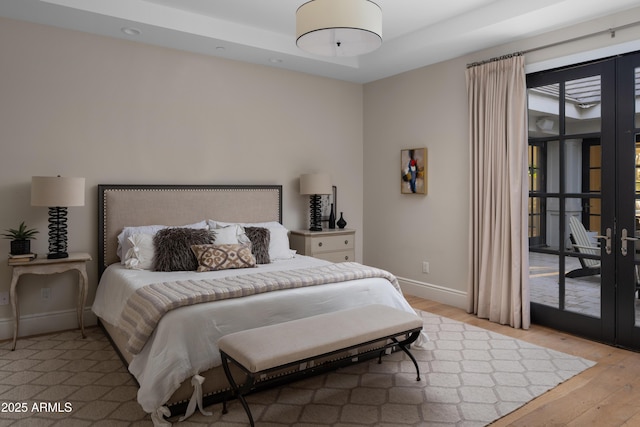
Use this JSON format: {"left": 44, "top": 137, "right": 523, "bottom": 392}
{"left": 48, "top": 252, "right": 69, "bottom": 259}
{"left": 47, "top": 206, "right": 69, "bottom": 259}
{"left": 308, "top": 194, "right": 323, "bottom": 232}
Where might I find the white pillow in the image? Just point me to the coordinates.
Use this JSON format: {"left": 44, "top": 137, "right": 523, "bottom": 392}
{"left": 213, "top": 224, "right": 249, "bottom": 245}
{"left": 268, "top": 227, "right": 296, "bottom": 260}
{"left": 124, "top": 233, "right": 155, "bottom": 270}
{"left": 117, "top": 225, "right": 165, "bottom": 262}
{"left": 208, "top": 220, "right": 294, "bottom": 261}
{"left": 117, "top": 220, "right": 208, "bottom": 263}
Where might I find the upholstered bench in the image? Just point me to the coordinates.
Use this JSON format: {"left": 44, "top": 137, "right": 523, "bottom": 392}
{"left": 218, "top": 304, "right": 423, "bottom": 426}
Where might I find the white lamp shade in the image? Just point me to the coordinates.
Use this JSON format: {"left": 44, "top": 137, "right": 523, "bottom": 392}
{"left": 31, "top": 176, "right": 85, "bottom": 207}
{"left": 296, "top": 0, "right": 382, "bottom": 57}
{"left": 300, "top": 173, "right": 332, "bottom": 195}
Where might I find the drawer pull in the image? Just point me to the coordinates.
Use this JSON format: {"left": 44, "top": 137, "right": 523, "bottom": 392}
{"left": 344, "top": 240, "right": 349, "bottom": 245}
{"left": 318, "top": 242, "right": 323, "bottom": 247}
{"left": 345, "top": 255, "right": 349, "bottom": 260}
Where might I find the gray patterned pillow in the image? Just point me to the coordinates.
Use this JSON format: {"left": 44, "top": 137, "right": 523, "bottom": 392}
{"left": 191, "top": 243, "right": 257, "bottom": 272}
{"left": 153, "top": 228, "right": 215, "bottom": 271}
{"left": 244, "top": 226, "right": 270, "bottom": 264}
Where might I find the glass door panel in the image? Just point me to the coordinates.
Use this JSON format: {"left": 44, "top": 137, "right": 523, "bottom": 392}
{"left": 528, "top": 58, "right": 614, "bottom": 344}
{"left": 635, "top": 66, "right": 640, "bottom": 129}
{"left": 529, "top": 251, "right": 559, "bottom": 309}
{"left": 634, "top": 64, "right": 640, "bottom": 330}
{"left": 528, "top": 83, "right": 559, "bottom": 137}
{"left": 565, "top": 76, "right": 602, "bottom": 135}
{"left": 565, "top": 197, "right": 601, "bottom": 319}
{"left": 528, "top": 144, "right": 546, "bottom": 247}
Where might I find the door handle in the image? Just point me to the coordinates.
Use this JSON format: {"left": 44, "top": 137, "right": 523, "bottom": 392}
{"left": 595, "top": 228, "right": 612, "bottom": 255}
{"left": 620, "top": 228, "right": 639, "bottom": 256}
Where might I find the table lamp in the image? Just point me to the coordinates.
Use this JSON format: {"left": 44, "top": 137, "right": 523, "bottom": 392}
{"left": 31, "top": 176, "right": 85, "bottom": 259}
{"left": 300, "top": 173, "right": 331, "bottom": 232}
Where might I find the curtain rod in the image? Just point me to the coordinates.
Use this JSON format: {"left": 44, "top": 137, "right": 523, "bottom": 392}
{"left": 466, "top": 20, "right": 640, "bottom": 68}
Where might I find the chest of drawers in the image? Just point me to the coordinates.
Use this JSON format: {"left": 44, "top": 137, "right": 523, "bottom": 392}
{"left": 289, "top": 229, "right": 355, "bottom": 263}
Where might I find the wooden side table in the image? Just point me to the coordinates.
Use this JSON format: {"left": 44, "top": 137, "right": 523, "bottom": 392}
{"left": 8, "top": 252, "right": 91, "bottom": 350}
{"left": 289, "top": 229, "right": 355, "bottom": 262}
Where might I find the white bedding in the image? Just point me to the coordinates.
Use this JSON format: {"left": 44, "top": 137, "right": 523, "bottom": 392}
{"left": 92, "top": 255, "right": 423, "bottom": 414}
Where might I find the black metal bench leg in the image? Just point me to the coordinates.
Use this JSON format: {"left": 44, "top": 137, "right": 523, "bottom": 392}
{"left": 392, "top": 335, "right": 421, "bottom": 381}
{"left": 221, "top": 353, "right": 256, "bottom": 427}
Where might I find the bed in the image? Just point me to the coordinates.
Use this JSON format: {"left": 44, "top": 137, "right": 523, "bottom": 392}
{"left": 92, "top": 184, "right": 424, "bottom": 425}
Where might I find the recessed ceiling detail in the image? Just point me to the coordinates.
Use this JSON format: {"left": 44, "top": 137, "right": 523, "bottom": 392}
{"left": 3, "top": 0, "right": 640, "bottom": 83}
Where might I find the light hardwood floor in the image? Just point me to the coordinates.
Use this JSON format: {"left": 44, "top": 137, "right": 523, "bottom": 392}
{"left": 407, "top": 295, "right": 640, "bottom": 426}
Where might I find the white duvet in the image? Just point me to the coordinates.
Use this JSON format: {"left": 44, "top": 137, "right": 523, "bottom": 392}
{"left": 92, "top": 255, "right": 423, "bottom": 415}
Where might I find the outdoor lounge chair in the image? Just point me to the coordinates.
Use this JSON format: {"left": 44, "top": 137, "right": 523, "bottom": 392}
{"left": 566, "top": 215, "right": 601, "bottom": 278}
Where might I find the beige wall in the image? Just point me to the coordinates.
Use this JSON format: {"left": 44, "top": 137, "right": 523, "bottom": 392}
{"left": 0, "top": 17, "right": 364, "bottom": 339}
{"left": 363, "top": 58, "right": 469, "bottom": 306}
{"left": 363, "top": 7, "right": 640, "bottom": 307}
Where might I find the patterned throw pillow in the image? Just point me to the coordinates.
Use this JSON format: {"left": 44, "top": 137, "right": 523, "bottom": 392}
{"left": 244, "top": 226, "right": 270, "bottom": 264}
{"left": 153, "top": 228, "right": 215, "bottom": 271}
{"left": 191, "top": 243, "right": 257, "bottom": 272}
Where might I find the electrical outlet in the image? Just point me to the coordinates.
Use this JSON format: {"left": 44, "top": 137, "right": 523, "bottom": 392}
{"left": 0, "top": 291, "right": 8, "bottom": 305}
{"left": 422, "top": 261, "right": 430, "bottom": 274}
{"left": 41, "top": 288, "right": 51, "bottom": 300}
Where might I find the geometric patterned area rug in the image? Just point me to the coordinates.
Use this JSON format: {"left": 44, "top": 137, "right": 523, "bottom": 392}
{"left": 0, "top": 309, "right": 596, "bottom": 426}
{"left": 413, "top": 310, "right": 596, "bottom": 425}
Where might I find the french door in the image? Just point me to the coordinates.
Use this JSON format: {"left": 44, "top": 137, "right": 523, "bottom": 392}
{"left": 527, "top": 51, "right": 640, "bottom": 350}
{"left": 615, "top": 52, "right": 640, "bottom": 349}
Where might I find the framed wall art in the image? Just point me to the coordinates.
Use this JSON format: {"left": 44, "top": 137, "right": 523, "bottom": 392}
{"left": 401, "top": 148, "right": 427, "bottom": 194}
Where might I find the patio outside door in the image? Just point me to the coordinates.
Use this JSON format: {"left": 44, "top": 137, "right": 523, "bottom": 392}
{"left": 527, "top": 51, "right": 640, "bottom": 350}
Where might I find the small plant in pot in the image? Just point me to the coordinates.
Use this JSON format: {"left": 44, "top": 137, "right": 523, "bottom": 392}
{"left": 2, "top": 222, "right": 39, "bottom": 255}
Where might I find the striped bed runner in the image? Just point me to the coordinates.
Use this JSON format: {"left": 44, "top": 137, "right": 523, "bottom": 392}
{"left": 118, "top": 262, "right": 400, "bottom": 354}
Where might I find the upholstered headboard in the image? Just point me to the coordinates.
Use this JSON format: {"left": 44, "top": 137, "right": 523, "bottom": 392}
{"left": 98, "top": 184, "right": 282, "bottom": 276}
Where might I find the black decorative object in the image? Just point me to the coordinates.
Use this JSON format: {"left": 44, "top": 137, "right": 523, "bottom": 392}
{"left": 337, "top": 212, "right": 347, "bottom": 229}
{"left": 329, "top": 203, "right": 336, "bottom": 229}
{"left": 321, "top": 186, "right": 337, "bottom": 226}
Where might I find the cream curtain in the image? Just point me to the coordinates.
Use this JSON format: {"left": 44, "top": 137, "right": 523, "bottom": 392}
{"left": 466, "top": 55, "right": 530, "bottom": 329}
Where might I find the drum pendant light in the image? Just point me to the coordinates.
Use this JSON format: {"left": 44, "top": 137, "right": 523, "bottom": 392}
{"left": 296, "top": 0, "right": 382, "bottom": 57}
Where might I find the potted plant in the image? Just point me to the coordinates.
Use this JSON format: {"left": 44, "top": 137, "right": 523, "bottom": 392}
{"left": 2, "top": 222, "right": 39, "bottom": 255}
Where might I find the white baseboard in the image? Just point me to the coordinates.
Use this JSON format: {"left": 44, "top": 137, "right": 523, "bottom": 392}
{"left": 398, "top": 276, "right": 467, "bottom": 309}
{"left": 0, "top": 307, "right": 97, "bottom": 342}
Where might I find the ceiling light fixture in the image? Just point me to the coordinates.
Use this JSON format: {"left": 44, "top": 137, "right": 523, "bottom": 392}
{"left": 296, "top": 0, "right": 382, "bottom": 57}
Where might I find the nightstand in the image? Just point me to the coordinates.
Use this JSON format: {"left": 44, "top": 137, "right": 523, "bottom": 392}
{"left": 8, "top": 252, "right": 91, "bottom": 350}
{"left": 289, "top": 229, "right": 355, "bottom": 262}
